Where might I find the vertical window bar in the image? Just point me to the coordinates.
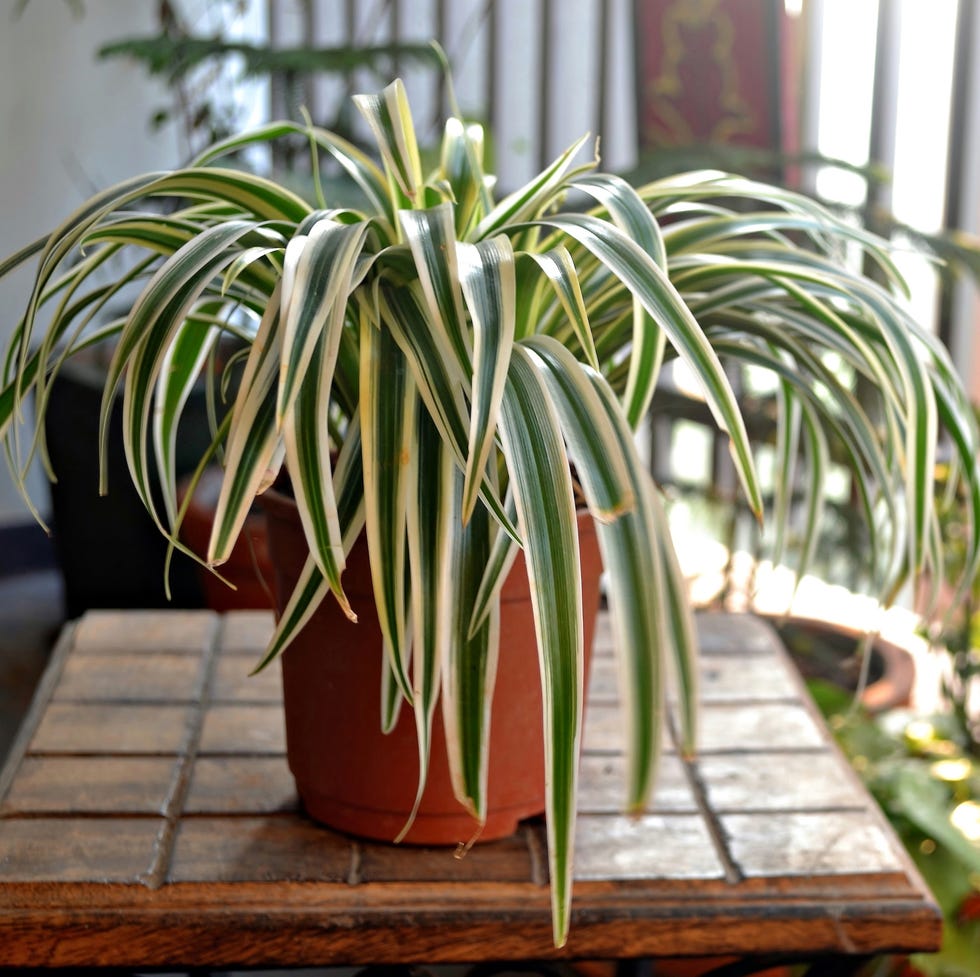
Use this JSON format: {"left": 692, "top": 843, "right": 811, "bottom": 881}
{"left": 763, "top": 0, "right": 784, "bottom": 172}
{"left": 434, "top": 0, "right": 447, "bottom": 117}
{"left": 539, "top": 0, "right": 554, "bottom": 172}
{"left": 487, "top": 1, "right": 499, "bottom": 144}
{"left": 867, "top": 0, "right": 901, "bottom": 227}
{"left": 597, "top": 0, "right": 610, "bottom": 150}
{"left": 391, "top": 0, "right": 402, "bottom": 81}
{"left": 937, "top": 0, "right": 974, "bottom": 349}
{"left": 302, "top": 0, "right": 316, "bottom": 122}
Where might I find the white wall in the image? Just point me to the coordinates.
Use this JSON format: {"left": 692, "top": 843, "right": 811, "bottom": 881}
{"left": 0, "top": 0, "right": 181, "bottom": 526}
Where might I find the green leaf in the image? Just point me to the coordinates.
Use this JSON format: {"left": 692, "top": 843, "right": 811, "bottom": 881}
{"left": 524, "top": 336, "right": 679, "bottom": 805}
{"left": 359, "top": 302, "right": 415, "bottom": 700}
{"left": 520, "top": 212, "right": 762, "bottom": 516}
{"left": 499, "top": 344, "right": 583, "bottom": 948}
{"left": 456, "top": 236, "right": 516, "bottom": 523}
{"left": 398, "top": 204, "right": 472, "bottom": 374}
{"left": 442, "top": 463, "right": 499, "bottom": 825}
{"left": 353, "top": 79, "right": 423, "bottom": 209}
{"left": 399, "top": 408, "right": 453, "bottom": 840}
{"left": 208, "top": 284, "right": 284, "bottom": 565}
{"left": 153, "top": 311, "right": 220, "bottom": 528}
{"left": 277, "top": 219, "right": 371, "bottom": 426}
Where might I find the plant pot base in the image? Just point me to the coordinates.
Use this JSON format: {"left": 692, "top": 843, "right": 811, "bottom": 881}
{"left": 263, "top": 488, "right": 602, "bottom": 848}
{"left": 297, "top": 786, "right": 534, "bottom": 845}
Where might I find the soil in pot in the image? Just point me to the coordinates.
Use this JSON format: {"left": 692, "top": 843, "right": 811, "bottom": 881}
{"left": 261, "top": 488, "right": 604, "bottom": 846}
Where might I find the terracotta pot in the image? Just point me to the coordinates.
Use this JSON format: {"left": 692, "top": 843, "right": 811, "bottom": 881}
{"left": 261, "top": 488, "right": 603, "bottom": 845}
{"left": 771, "top": 615, "right": 916, "bottom": 714}
{"left": 177, "top": 467, "right": 275, "bottom": 612}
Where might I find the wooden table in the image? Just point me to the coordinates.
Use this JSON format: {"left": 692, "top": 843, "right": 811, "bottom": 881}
{"left": 0, "top": 609, "right": 940, "bottom": 972}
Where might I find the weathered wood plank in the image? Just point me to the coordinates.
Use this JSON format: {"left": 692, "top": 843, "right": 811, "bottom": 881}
{"left": 694, "top": 654, "right": 802, "bottom": 702}
{"left": 721, "top": 811, "right": 907, "bottom": 878}
{"left": 169, "top": 815, "right": 353, "bottom": 882}
{"left": 574, "top": 814, "right": 726, "bottom": 881}
{"left": 184, "top": 757, "right": 298, "bottom": 813}
{"left": 211, "top": 654, "right": 282, "bottom": 703}
{"left": 53, "top": 653, "right": 205, "bottom": 703}
{"left": 72, "top": 610, "right": 217, "bottom": 655}
{"left": 0, "top": 892, "right": 943, "bottom": 968}
{"left": 697, "top": 751, "right": 872, "bottom": 813}
{"left": 577, "top": 754, "right": 697, "bottom": 814}
{"left": 28, "top": 702, "right": 192, "bottom": 755}
{"left": 217, "top": 610, "right": 275, "bottom": 655}
{"left": 198, "top": 704, "right": 286, "bottom": 755}
{"left": 697, "top": 702, "right": 828, "bottom": 752}
{"left": 1, "top": 756, "right": 178, "bottom": 815}
{"left": 358, "top": 832, "right": 537, "bottom": 883}
{"left": 0, "top": 817, "right": 162, "bottom": 882}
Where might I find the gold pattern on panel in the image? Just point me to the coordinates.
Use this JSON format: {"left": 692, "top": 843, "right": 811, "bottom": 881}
{"left": 644, "top": 0, "right": 759, "bottom": 146}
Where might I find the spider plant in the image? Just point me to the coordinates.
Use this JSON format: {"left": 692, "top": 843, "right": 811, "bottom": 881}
{"left": 2, "top": 77, "right": 979, "bottom": 947}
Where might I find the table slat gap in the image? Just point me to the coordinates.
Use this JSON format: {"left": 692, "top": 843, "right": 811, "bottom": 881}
{"left": 139, "top": 614, "right": 224, "bottom": 889}
{"left": 668, "top": 709, "right": 743, "bottom": 886}
{"left": 520, "top": 822, "right": 549, "bottom": 887}
{"left": 348, "top": 840, "right": 363, "bottom": 885}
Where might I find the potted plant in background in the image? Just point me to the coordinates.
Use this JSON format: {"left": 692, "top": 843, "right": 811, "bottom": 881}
{"left": 2, "top": 72, "right": 979, "bottom": 948}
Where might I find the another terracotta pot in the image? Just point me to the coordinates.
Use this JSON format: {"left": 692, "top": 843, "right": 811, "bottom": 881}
{"left": 261, "top": 488, "right": 603, "bottom": 845}
{"left": 771, "top": 615, "right": 916, "bottom": 714}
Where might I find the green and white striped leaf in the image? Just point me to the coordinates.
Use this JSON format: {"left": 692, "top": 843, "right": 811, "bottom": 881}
{"left": 208, "top": 284, "right": 284, "bottom": 565}
{"left": 524, "top": 336, "right": 674, "bottom": 807}
{"left": 353, "top": 79, "right": 423, "bottom": 209}
{"left": 153, "top": 312, "right": 220, "bottom": 528}
{"left": 647, "top": 483, "right": 699, "bottom": 758}
{"left": 360, "top": 304, "right": 415, "bottom": 700}
{"left": 250, "top": 553, "right": 331, "bottom": 676}
{"left": 466, "top": 490, "right": 520, "bottom": 641}
{"left": 277, "top": 219, "right": 371, "bottom": 425}
{"left": 283, "top": 325, "right": 352, "bottom": 621}
{"left": 399, "top": 408, "right": 453, "bottom": 840}
{"left": 399, "top": 204, "right": 472, "bottom": 373}
{"left": 476, "top": 135, "right": 592, "bottom": 240}
{"left": 115, "top": 221, "right": 265, "bottom": 530}
{"left": 439, "top": 117, "right": 492, "bottom": 237}
{"left": 572, "top": 172, "right": 668, "bottom": 415}
{"left": 518, "top": 212, "right": 762, "bottom": 517}
{"left": 442, "top": 463, "right": 499, "bottom": 825}
{"left": 192, "top": 120, "right": 392, "bottom": 226}
{"left": 526, "top": 248, "right": 600, "bottom": 371}
{"left": 456, "top": 236, "right": 516, "bottom": 523}
{"left": 769, "top": 368, "right": 804, "bottom": 571}
{"left": 499, "top": 345, "right": 583, "bottom": 949}
{"left": 379, "top": 279, "right": 518, "bottom": 542}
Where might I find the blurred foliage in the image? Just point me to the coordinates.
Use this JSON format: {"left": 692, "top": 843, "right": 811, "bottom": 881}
{"left": 812, "top": 681, "right": 980, "bottom": 976}
{"left": 95, "top": 0, "right": 443, "bottom": 156}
